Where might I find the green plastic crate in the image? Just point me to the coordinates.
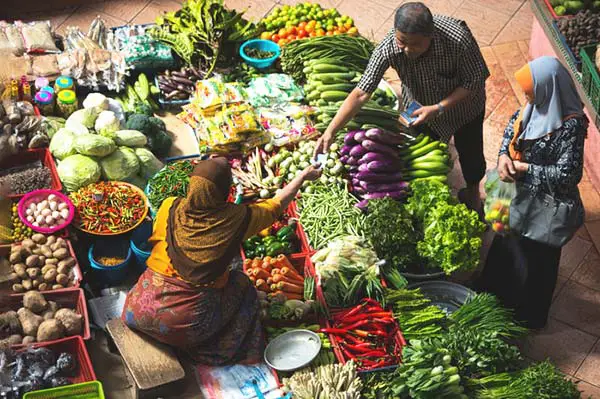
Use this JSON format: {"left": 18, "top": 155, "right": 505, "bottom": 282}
{"left": 580, "top": 44, "right": 600, "bottom": 114}
{"left": 23, "top": 381, "right": 104, "bottom": 399}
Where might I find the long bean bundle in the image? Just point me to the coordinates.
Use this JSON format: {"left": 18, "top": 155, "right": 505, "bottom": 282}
{"left": 280, "top": 35, "right": 375, "bottom": 81}
{"left": 297, "top": 183, "right": 366, "bottom": 250}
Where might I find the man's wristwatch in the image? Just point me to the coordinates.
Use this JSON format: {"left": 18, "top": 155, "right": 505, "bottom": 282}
{"left": 436, "top": 103, "right": 445, "bottom": 115}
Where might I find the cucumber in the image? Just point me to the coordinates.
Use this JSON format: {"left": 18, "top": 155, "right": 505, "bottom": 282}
{"left": 407, "top": 169, "right": 448, "bottom": 178}
{"left": 311, "top": 72, "right": 357, "bottom": 84}
{"left": 314, "top": 123, "right": 328, "bottom": 131}
{"left": 346, "top": 120, "right": 361, "bottom": 129}
{"left": 307, "top": 90, "right": 322, "bottom": 101}
{"left": 410, "top": 161, "right": 450, "bottom": 172}
{"left": 402, "top": 141, "right": 441, "bottom": 161}
{"left": 317, "top": 114, "right": 332, "bottom": 122}
{"left": 312, "top": 64, "right": 350, "bottom": 73}
{"left": 303, "top": 66, "right": 313, "bottom": 75}
{"left": 411, "top": 151, "right": 445, "bottom": 163}
{"left": 317, "top": 83, "right": 355, "bottom": 93}
{"left": 320, "top": 90, "right": 349, "bottom": 102}
{"left": 400, "top": 135, "right": 431, "bottom": 155}
{"left": 316, "top": 99, "right": 327, "bottom": 106}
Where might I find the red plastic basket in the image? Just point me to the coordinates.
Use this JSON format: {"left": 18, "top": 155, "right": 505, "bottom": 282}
{"left": 0, "top": 148, "right": 62, "bottom": 199}
{"left": 18, "top": 189, "right": 75, "bottom": 234}
{"left": 1, "top": 238, "right": 83, "bottom": 295}
{"left": 3, "top": 288, "right": 91, "bottom": 346}
{"left": 17, "top": 336, "right": 97, "bottom": 383}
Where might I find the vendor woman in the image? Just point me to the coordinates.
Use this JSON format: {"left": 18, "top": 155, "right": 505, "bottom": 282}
{"left": 122, "top": 157, "right": 321, "bottom": 365}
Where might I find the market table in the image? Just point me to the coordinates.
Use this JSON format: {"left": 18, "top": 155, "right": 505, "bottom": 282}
{"left": 529, "top": 0, "right": 600, "bottom": 191}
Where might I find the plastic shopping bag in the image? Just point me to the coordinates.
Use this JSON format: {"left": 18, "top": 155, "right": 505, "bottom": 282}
{"left": 484, "top": 169, "right": 516, "bottom": 234}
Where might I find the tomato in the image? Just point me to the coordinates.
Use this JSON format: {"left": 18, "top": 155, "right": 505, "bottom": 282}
{"left": 333, "top": 30, "right": 341, "bottom": 35}
{"left": 309, "top": 31, "right": 317, "bottom": 37}
{"left": 288, "top": 35, "right": 297, "bottom": 41}
{"left": 298, "top": 21, "right": 307, "bottom": 29}
{"left": 338, "top": 26, "right": 347, "bottom": 33}
{"left": 297, "top": 29, "right": 308, "bottom": 38}
{"left": 278, "top": 39, "right": 289, "bottom": 46}
{"left": 325, "top": 31, "right": 334, "bottom": 36}
{"left": 347, "top": 27, "right": 358, "bottom": 36}
{"left": 286, "top": 26, "right": 297, "bottom": 35}
{"left": 278, "top": 28, "right": 287, "bottom": 36}
{"left": 316, "top": 28, "right": 325, "bottom": 36}
{"left": 260, "top": 31, "right": 272, "bottom": 40}
{"left": 271, "top": 34, "right": 281, "bottom": 42}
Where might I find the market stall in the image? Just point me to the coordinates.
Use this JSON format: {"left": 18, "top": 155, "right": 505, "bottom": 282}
{"left": 529, "top": 0, "right": 600, "bottom": 189}
{"left": 0, "top": 0, "right": 588, "bottom": 398}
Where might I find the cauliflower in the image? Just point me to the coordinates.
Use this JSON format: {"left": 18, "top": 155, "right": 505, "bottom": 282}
{"left": 82, "top": 93, "right": 109, "bottom": 114}
{"left": 66, "top": 108, "right": 98, "bottom": 129}
{"left": 95, "top": 111, "right": 121, "bottom": 140}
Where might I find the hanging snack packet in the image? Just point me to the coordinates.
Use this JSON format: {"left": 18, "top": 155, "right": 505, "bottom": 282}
{"left": 17, "top": 21, "right": 60, "bottom": 54}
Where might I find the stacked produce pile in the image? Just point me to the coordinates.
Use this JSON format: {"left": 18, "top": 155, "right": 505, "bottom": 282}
{"left": 549, "top": 0, "right": 600, "bottom": 16}
{"left": 0, "top": 291, "right": 83, "bottom": 346}
{"left": 242, "top": 211, "right": 300, "bottom": 259}
{"left": 260, "top": 3, "right": 358, "bottom": 47}
{"left": 0, "top": 100, "right": 50, "bottom": 154}
{"left": 282, "top": 361, "right": 362, "bottom": 399}
{"left": 558, "top": 10, "right": 600, "bottom": 61}
{"left": 0, "top": 164, "right": 52, "bottom": 197}
{"left": 146, "top": 159, "right": 198, "bottom": 213}
{"left": 154, "top": 66, "right": 209, "bottom": 103}
{"left": 0, "top": 345, "right": 79, "bottom": 394}
{"left": 244, "top": 255, "right": 307, "bottom": 301}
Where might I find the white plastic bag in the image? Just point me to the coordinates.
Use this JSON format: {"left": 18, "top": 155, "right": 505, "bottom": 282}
{"left": 484, "top": 169, "right": 516, "bottom": 234}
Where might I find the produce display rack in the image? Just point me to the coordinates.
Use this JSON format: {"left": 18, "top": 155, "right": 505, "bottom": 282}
{"left": 531, "top": 0, "right": 600, "bottom": 127}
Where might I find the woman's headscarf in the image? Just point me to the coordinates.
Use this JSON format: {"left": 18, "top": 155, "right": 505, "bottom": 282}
{"left": 166, "top": 157, "right": 250, "bottom": 284}
{"left": 509, "top": 56, "right": 583, "bottom": 159}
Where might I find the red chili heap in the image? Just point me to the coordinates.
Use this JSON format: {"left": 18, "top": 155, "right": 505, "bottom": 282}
{"left": 69, "top": 181, "right": 146, "bottom": 234}
{"left": 321, "top": 298, "right": 402, "bottom": 371}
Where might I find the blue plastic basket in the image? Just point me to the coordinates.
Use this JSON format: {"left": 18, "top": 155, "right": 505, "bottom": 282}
{"left": 88, "top": 243, "right": 132, "bottom": 284}
{"left": 239, "top": 39, "right": 280, "bottom": 69}
{"left": 130, "top": 220, "right": 153, "bottom": 270}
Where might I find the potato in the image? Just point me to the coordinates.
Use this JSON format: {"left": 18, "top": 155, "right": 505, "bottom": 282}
{"left": 17, "top": 308, "right": 43, "bottom": 336}
{"left": 54, "top": 308, "right": 82, "bottom": 335}
{"left": 32, "top": 248, "right": 41, "bottom": 256}
{"left": 9, "top": 251, "right": 22, "bottom": 264}
{"left": 56, "top": 274, "right": 69, "bottom": 286}
{"left": 52, "top": 284, "right": 64, "bottom": 290}
{"left": 31, "top": 233, "right": 47, "bottom": 244}
{"left": 38, "top": 283, "right": 49, "bottom": 291}
{"left": 43, "top": 269, "right": 57, "bottom": 283}
{"left": 7, "top": 334, "right": 22, "bottom": 345}
{"left": 22, "top": 336, "right": 36, "bottom": 344}
{"left": 53, "top": 248, "right": 68, "bottom": 260}
{"left": 45, "top": 258, "right": 59, "bottom": 265}
{"left": 7, "top": 272, "right": 19, "bottom": 283}
{"left": 41, "top": 264, "right": 57, "bottom": 274}
{"left": 27, "top": 268, "right": 41, "bottom": 279}
{"left": 12, "top": 284, "right": 24, "bottom": 293}
{"left": 0, "top": 311, "right": 22, "bottom": 335}
{"left": 58, "top": 258, "right": 75, "bottom": 269}
{"left": 40, "top": 245, "right": 53, "bottom": 258}
{"left": 21, "top": 239, "right": 35, "bottom": 249}
{"left": 22, "top": 279, "right": 33, "bottom": 291}
{"left": 56, "top": 264, "right": 70, "bottom": 275}
{"left": 38, "top": 256, "right": 46, "bottom": 265}
{"left": 37, "top": 319, "right": 65, "bottom": 342}
{"left": 46, "top": 236, "right": 57, "bottom": 245}
{"left": 25, "top": 255, "right": 40, "bottom": 268}
{"left": 50, "top": 243, "right": 60, "bottom": 252}
{"left": 23, "top": 291, "right": 48, "bottom": 312}
{"left": 14, "top": 265, "right": 27, "bottom": 279}
{"left": 20, "top": 246, "right": 32, "bottom": 257}
{"left": 56, "top": 238, "right": 66, "bottom": 248}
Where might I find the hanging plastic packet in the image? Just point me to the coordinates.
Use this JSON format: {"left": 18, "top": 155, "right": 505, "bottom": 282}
{"left": 1, "top": 22, "right": 25, "bottom": 55}
{"left": 16, "top": 20, "right": 60, "bottom": 54}
{"left": 483, "top": 169, "right": 516, "bottom": 235}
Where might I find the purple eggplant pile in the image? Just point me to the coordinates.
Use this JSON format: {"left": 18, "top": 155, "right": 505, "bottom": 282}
{"left": 340, "top": 129, "right": 451, "bottom": 206}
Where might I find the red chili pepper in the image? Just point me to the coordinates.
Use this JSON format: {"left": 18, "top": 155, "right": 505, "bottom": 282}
{"left": 319, "top": 328, "right": 347, "bottom": 335}
{"left": 333, "top": 302, "right": 368, "bottom": 321}
{"left": 358, "top": 350, "right": 388, "bottom": 358}
{"left": 338, "top": 319, "right": 370, "bottom": 331}
{"left": 340, "top": 345, "right": 357, "bottom": 361}
{"left": 342, "top": 343, "right": 379, "bottom": 354}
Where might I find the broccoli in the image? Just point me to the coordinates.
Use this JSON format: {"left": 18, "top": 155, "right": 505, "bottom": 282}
{"left": 148, "top": 117, "right": 166, "bottom": 135}
{"left": 149, "top": 132, "right": 173, "bottom": 158}
{"left": 125, "top": 114, "right": 153, "bottom": 136}
{"left": 134, "top": 103, "right": 154, "bottom": 117}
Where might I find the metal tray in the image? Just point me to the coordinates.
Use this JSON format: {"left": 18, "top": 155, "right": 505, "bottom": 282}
{"left": 264, "top": 329, "right": 321, "bottom": 372}
{"left": 407, "top": 281, "right": 475, "bottom": 314}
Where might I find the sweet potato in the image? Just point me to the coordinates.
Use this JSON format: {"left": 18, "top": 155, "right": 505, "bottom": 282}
{"left": 17, "top": 308, "right": 43, "bottom": 336}
{"left": 23, "top": 291, "right": 48, "bottom": 313}
{"left": 37, "top": 319, "right": 65, "bottom": 342}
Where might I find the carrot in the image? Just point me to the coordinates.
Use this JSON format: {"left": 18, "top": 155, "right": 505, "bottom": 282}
{"left": 269, "top": 258, "right": 279, "bottom": 268}
{"left": 272, "top": 273, "right": 302, "bottom": 284}
{"left": 267, "top": 277, "right": 273, "bottom": 285}
{"left": 277, "top": 255, "right": 297, "bottom": 272}
{"left": 264, "top": 256, "right": 273, "bottom": 264}
{"left": 281, "top": 267, "right": 303, "bottom": 282}
{"left": 277, "top": 281, "right": 304, "bottom": 294}
{"left": 252, "top": 268, "right": 271, "bottom": 280}
{"left": 270, "top": 284, "right": 278, "bottom": 292}
{"left": 271, "top": 268, "right": 281, "bottom": 276}
{"left": 243, "top": 259, "right": 252, "bottom": 268}
{"left": 260, "top": 259, "right": 273, "bottom": 272}
{"left": 251, "top": 258, "right": 262, "bottom": 269}
{"left": 256, "top": 279, "right": 270, "bottom": 293}
{"left": 275, "top": 290, "right": 303, "bottom": 300}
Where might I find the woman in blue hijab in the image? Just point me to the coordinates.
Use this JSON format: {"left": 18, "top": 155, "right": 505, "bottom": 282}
{"left": 478, "top": 56, "right": 588, "bottom": 329}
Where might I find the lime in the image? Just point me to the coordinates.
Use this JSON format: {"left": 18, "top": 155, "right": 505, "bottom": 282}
{"left": 300, "top": 16, "right": 307, "bottom": 21}
{"left": 317, "top": 11, "right": 324, "bottom": 18}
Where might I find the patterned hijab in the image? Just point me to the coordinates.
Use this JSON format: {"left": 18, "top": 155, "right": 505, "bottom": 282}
{"left": 166, "top": 158, "right": 250, "bottom": 284}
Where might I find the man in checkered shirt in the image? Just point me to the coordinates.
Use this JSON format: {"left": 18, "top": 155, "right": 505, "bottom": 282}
{"left": 315, "top": 2, "right": 490, "bottom": 211}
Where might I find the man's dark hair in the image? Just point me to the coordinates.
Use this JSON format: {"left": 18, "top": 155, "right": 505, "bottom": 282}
{"left": 394, "top": 2, "right": 434, "bottom": 36}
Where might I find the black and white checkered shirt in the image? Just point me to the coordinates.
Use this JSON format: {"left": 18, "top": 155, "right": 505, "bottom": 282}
{"left": 357, "top": 15, "right": 490, "bottom": 142}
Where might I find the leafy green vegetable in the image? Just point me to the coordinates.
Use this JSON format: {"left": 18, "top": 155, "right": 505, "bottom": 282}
{"left": 417, "top": 202, "right": 486, "bottom": 275}
{"left": 364, "top": 198, "right": 420, "bottom": 271}
{"left": 406, "top": 179, "right": 455, "bottom": 225}
{"left": 361, "top": 370, "right": 397, "bottom": 399}
{"left": 150, "top": 0, "right": 260, "bottom": 74}
{"left": 386, "top": 288, "right": 447, "bottom": 342}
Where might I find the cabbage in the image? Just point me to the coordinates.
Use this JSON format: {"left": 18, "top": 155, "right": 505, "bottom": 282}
{"left": 57, "top": 154, "right": 101, "bottom": 192}
{"left": 66, "top": 108, "right": 98, "bottom": 129}
{"left": 114, "top": 130, "right": 147, "bottom": 147}
{"left": 49, "top": 128, "right": 77, "bottom": 160}
{"left": 82, "top": 93, "right": 109, "bottom": 114}
{"left": 135, "top": 147, "right": 164, "bottom": 179}
{"left": 95, "top": 111, "right": 121, "bottom": 139}
{"left": 74, "top": 134, "right": 116, "bottom": 157}
{"left": 100, "top": 147, "right": 140, "bottom": 181}
{"left": 64, "top": 121, "right": 89, "bottom": 136}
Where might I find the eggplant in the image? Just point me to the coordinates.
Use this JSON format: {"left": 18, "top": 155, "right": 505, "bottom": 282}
{"left": 360, "top": 181, "right": 409, "bottom": 193}
{"left": 365, "top": 128, "right": 404, "bottom": 145}
{"left": 363, "top": 190, "right": 407, "bottom": 200}
{"left": 367, "top": 159, "right": 402, "bottom": 172}
{"left": 349, "top": 145, "right": 368, "bottom": 158}
{"left": 344, "top": 131, "right": 358, "bottom": 145}
{"left": 356, "top": 171, "right": 404, "bottom": 183}
{"left": 354, "top": 131, "right": 366, "bottom": 142}
{"left": 362, "top": 139, "right": 399, "bottom": 157}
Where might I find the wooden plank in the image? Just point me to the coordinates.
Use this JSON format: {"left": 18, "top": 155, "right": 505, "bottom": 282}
{"left": 106, "top": 319, "right": 185, "bottom": 391}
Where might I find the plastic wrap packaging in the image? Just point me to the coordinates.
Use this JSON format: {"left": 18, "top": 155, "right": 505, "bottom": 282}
{"left": 16, "top": 21, "right": 60, "bottom": 54}
{"left": 31, "top": 54, "right": 60, "bottom": 77}
{"left": 1, "top": 22, "right": 25, "bottom": 55}
{"left": 484, "top": 169, "right": 516, "bottom": 235}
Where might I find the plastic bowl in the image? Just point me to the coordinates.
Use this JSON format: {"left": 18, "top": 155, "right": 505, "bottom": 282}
{"left": 239, "top": 39, "right": 280, "bottom": 69}
{"left": 130, "top": 220, "right": 153, "bottom": 269}
{"left": 264, "top": 329, "right": 321, "bottom": 372}
{"left": 89, "top": 242, "right": 132, "bottom": 284}
{"left": 18, "top": 189, "right": 75, "bottom": 234}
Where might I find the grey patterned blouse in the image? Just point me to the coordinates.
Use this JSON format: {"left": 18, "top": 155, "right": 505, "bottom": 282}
{"left": 499, "top": 110, "right": 588, "bottom": 204}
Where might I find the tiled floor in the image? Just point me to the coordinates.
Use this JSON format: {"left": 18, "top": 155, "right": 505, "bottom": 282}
{"left": 14, "top": 0, "right": 600, "bottom": 396}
